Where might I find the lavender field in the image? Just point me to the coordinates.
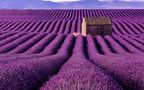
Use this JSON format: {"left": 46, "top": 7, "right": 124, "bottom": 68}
{"left": 0, "top": 9, "right": 144, "bottom": 90}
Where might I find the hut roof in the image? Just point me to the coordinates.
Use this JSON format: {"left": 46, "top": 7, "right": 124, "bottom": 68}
{"left": 83, "top": 17, "right": 112, "bottom": 25}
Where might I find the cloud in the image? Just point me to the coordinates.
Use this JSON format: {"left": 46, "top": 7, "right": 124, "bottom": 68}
{"left": 42, "top": 0, "right": 82, "bottom": 2}
{"left": 98, "top": 0, "right": 114, "bottom": 2}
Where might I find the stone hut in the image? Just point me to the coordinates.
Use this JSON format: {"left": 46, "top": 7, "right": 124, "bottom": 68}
{"left": 82, "top": 17, "right": 112, "bottom": 36}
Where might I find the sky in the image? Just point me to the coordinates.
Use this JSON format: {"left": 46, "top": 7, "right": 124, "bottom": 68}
{"left": 0, "top": 0, "right": 144, "bottom": 9}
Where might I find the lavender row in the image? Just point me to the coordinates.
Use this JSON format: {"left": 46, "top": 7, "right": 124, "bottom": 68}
{"left": 0, "top": 9, "right": 144, "bottom": 20}
{"left": 0, "top": 20, "right": 144, "bottom": 36}
{"left": 0, "top": 32, "right": 144, "bottom": 55}
{"left": 41, "top": 35, "right": 122, "bottom": 90}
{"left": 0, "top": 34, "right": 144, "bottom": 89}
{"left": 0, "top": 34, "right": 75, "bottom": 90}
{"left": 0, "top": 20, "right": 81, "bottom": 33}
{"left": 87, "top": 35, "right": 144, "bottom": 89}
{"left": 0, "top": 34, "right": 74, "bottom": 65}
{"left": 41, "top": 56, "right": 122, "bottom": 90}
